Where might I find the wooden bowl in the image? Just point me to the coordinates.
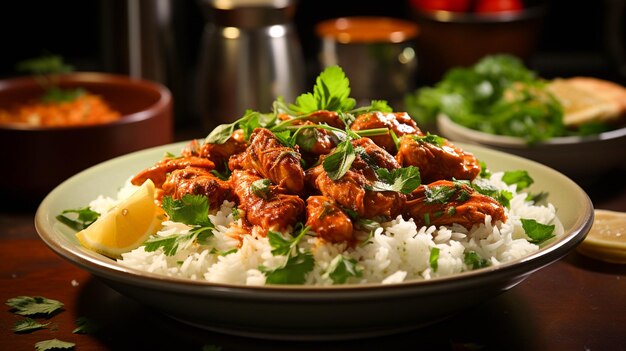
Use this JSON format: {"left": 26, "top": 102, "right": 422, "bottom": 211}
{"left": 0, "top": 72, "right": 173, "bottom": 208}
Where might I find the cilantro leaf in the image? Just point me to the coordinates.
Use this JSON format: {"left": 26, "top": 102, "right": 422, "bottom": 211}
{"left": 146, "top": 195, "right": 215, "bottom": 256}
{"left": 144, "top": 227, "right": 214, "bottom": 256}
{"left": 13, "top": 318, "right": 50, "bottom": 333}
{"left": 73, "top": 317, "right": 98, "bottom": 334}
{"left": 322, "top": 139, "right": 356, "bottom": 180}
{"left": 424, "top": 184, "right": 457, "bottom": 204}
{"left": 471, "top": 179, "right": 513, "bottom": 208}
{"left": 464, "top": 251, "right": 490, "bottom": 270}
{"left": 162, "top": 195, "right": 211, "bottom": 227}
{"left": 251, "top": 179, "right": 271, "bottom": 200}
{"left": 479, "top": 161, "right": 491, "bottom": 179}
{"left": 56, "top": 207, "right": 100, "bottom": 231}
{"left": 6, "top": 296, "right": 64, "bottom": 316}
{"left": 263, "top": 251, "right": 314, "bottom": 285}
{"left": 370, "top": 166, "right": 421, "bottom": 194}
{"left": 291, "top": 65, "right": 356, "bottom": 113}
{"left": 35, "top": 339, "right": 75, "bottom": 351}
{"left": 411, "top": 133, "right": 446, "bottom": 147}
{"left": 261, "top": 225, "right": 314, "bottom": 284}
{"left": 429, "top": 247, "right": 440, "bottom": 272}
{"left": 324, "top": 255, "right": 363, "bottom": 284}
{"left": 521, "top": 218, "right": 555, "bottom": 244}
{"left": 502, "top": 170, "right": 534, "bottom": 190}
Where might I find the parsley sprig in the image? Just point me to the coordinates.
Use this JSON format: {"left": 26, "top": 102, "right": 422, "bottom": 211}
{"left": 144, "top": 195, "right": 216, "bottom": 256}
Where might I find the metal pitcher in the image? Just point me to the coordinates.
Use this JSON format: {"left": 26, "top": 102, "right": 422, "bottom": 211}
{"left": 196, "top": 0, "right": 305, "bottom": 132}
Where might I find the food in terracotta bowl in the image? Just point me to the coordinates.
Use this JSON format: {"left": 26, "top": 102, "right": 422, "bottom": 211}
{"left": 408, "top": 0, "right": 547, "bottom": 83}
{"left": 0, "top": 58, "right": 173, "bottom": 206}
{"left": 405, "top": 54, "right": 626, "bottom": 180}
{"left": 36, "top": 66, "right": 592, "bottom": 340}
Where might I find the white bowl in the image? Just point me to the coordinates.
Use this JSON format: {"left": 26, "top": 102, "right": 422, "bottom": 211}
{"left": 437, "top": 114, "right": 626, "bottom": 181}
{"left": 34, "top": 141, "right": 593, "bottom": 341}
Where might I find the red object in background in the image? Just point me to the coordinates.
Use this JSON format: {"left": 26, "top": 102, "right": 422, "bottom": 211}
{"left": 409, "top": 0, "right": 472, "bottom": 12}
{"left": 474, "top": 0, "right": 524, "bottom": 13}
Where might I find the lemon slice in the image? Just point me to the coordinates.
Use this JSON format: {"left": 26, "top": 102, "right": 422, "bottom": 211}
{"left": 76, "top": 179, "right": 165, "bottom": 258}
{"left": 577, "top": 209, "right": 626, "bottom": 264}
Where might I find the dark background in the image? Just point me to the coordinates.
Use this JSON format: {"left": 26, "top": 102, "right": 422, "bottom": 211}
{"left": 1, "top": 0, "right": 624, "bottom": 129}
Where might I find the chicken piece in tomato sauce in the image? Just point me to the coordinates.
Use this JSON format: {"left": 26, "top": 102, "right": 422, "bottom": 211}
{"left": 306, "top": 138, "right": 405, "bottom": 220}
{"left": 305, "top": 195, "right": 354, "bottom": 243}
{"left": 230, "top": 169, "right": 305, "bottom": 233}
{"left": 396, "top": 134, "right": 481, "bottom": 184}
{"left": 131, "top": 156, "right": 215, "bottom": 188}
{"left": 405, "top": 180, "right": 506, "bottom": 230}
{"left": 350, "top": 111, "right": 421, "bottom": 153}
{"left": 229, "top": 128, "right": 305, "bottom": 194}
{"left": 161, "top": 167, "right": 234, "bottom": 209}
{"left": 183, "top": 129, "right": 248, "bottom": 171}
{"left": 278, "top": 110, "right": 346, "bottom": 129}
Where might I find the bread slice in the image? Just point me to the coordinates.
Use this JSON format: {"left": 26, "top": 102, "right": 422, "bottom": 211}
{"left": 547, "top": 77, "right": 626, "bottom": 126}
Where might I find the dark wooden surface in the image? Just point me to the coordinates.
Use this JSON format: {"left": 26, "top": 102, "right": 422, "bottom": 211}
{"left": 1, "top": 168, "right": 625, "bottom": 351}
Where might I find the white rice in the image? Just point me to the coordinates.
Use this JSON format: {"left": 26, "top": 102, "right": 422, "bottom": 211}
{"left": 90, "top": 172, "right": 562, "bottom": 286}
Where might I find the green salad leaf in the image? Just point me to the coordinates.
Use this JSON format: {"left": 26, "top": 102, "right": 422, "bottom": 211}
{"left": 404, "top": 54, "right": 581, "bottom": 144}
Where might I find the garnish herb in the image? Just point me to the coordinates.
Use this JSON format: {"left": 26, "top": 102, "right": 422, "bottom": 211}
{"left": 502, "top": 170, "right": 534, "bottom": 190}
{"left": 289, "top": 65, "right": 356, "bottom": 113}
{"left": 72, "top": 317, "right": 98, "bottom": 334}
{"left": 464, "top": 251, "right": 490, "bottom": 270}
{"left": 411, "top": 133, "right": 446, "bottom": 147}
{"left": 429, "top": 247, "right": 440, "bottom": 272}
{"left": 404, "top": 54, "right": 572, "bottom": 144}
{"left": 521, "top": 218, "right": 556, "bottom": 244}
{"left": 35, "top": 339, "right": 75, "bottom": 351}
{"left": 251, "top": 179, "right": 272, "bottom": 199}
{"left": 210, "top": 167, "right": 231, "bottom": 181}
{"left": 56, "top": 207, "right": 100, "bottom": 231}
{"left": 369, "top": 166, "right": 421, "bottom": 194}
{"left": 6, "top": 296, "right": 64, "bottom": 316}
{"left": 526, "top": 191, "right": 549, "bottom": 204}
{"left": 479, "top": 161, "right": 491, "bottom": 179}
{"left": 322, "top": 139, "right": 356, "bottom": 180}
{"left": 424, "top": 184, "right": 457, "bottom": 204}
{"left": 144, "top": 195, "right": 215, "bottom": 256}
{"left": 324, "top": 255, "right": 363, "bottom": 284}
{"left": 260, "top": 224, "right": 315, "bottom": 284}
{"left": 17, "top": 55, "right": 84, "bottom": 104}
{"left": 471, "top": 178, "right": 513, "bottom": 208}
{"left": 13, "top": 318, "right": 50, "bottom": 333}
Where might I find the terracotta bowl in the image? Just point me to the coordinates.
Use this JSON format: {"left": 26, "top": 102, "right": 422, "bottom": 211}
{"left": 0, "top": 72, "right": 173, "bottom": 207}
{"left": 411, "top": 5, "right": 547, "bottom": 84}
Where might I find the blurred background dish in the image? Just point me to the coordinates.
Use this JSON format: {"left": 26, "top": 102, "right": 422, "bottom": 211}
{"left": 437, "top": 114, "right": 626, "bottom": 181}
{"left": 315, "top": 16, "right": 418, "bottom": 108}
{"left": 409, "top": 0, "right": 548, "bottom": 84}
{"left": 0, "top": 72, "right": 173, "bottom": 208}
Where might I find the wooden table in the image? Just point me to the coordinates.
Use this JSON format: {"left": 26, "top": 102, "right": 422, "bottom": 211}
{"left": 1, "top": 170, "right": 625, "bottom": 351}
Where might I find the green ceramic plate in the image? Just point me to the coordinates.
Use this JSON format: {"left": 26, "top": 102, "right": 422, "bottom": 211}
{"left": 35, "top": 141, "right": 593, "bottom": 340}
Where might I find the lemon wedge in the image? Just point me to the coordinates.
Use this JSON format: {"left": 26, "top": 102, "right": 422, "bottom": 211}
{"left": 76, "top": 179, "right": 165, "bottom": 258}
{"left": 577, "top": 209, "right": 626, "bottom": 264}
